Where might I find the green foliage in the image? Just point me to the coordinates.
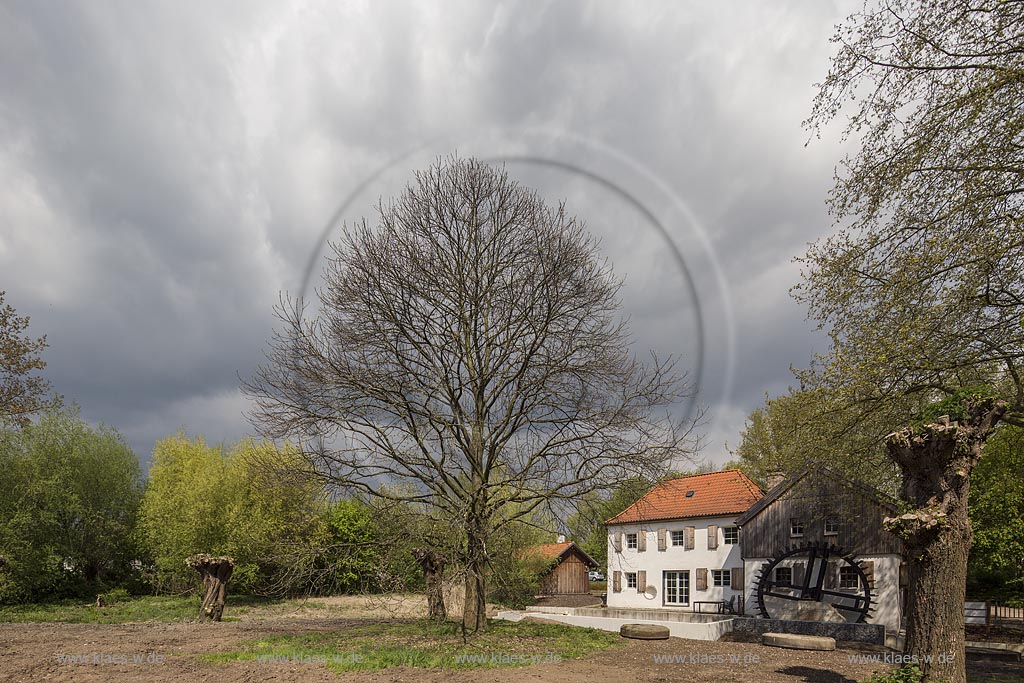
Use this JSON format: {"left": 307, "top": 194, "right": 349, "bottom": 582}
{"left": 914, "top": 386, "right": 997, "bottom": 427}
{"left": 302, "top": 498, "right": 386, "bottom": 594}
{"left": 0, "top": 291, "right": 51, "bottom": 425}
{"left": 0, "top": 404, "right": 143, "bottom": 602}
{"left": 203, "top": 619, "right": 621, "bottom": 671}
{"left": 136, "top": 434, "right": 326, "bottom": 594}
{"left": 861, "top": 665, "right": 924, "bottom": 683}
{"left": 729, "top": 388, "right": 902, "bottom": 494}
{"left": 800, "top": 0, "right": 1024, "bottom": 426}
{"left": 488, "top": 520, "right": 555, "bottom": 609}
{"left": 968, "top": 425, "right": 1024, "bottom": 588}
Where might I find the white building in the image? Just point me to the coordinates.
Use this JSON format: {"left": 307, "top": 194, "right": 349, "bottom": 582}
{"left": 605, "top": 470, "right": 763, "bottom": 611}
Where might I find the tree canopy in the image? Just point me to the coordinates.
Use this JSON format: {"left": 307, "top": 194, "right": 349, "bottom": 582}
{"left": 800, "top": 0, "right": 1024, "bottom": 425}
{"left": 0, "top": 291, "right": 51, "bottom": 426}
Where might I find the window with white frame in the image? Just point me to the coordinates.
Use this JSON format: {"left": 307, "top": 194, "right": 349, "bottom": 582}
{"left": 671, "top": 530, "right": 685, "bottom": 546}
{"left": 723, "top": 526, "right": 739, "bottom": 544}
{"left": 825, "top": 516, "right": 840, "bottom": 535}
{"left": 664, "top": 571, "right": 689, "bottom": 605}
{"left": 626, "top": 572, "right": 638, "bottom": 589}
{"left": 626, "top": 533, "right": 638, "bottom": 549}
{"left": 711, "top": 569, "right": 731, "bottom": 587}
{"left": 790, "top": 518, "right": 804, "bottom": 537}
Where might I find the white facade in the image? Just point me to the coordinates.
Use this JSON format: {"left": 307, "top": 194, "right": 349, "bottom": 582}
{"left": 742, "top": 553, "right": 902, "bottom": 633}
{"left": 606, "top": 515, "right": 746, "bottom": 610}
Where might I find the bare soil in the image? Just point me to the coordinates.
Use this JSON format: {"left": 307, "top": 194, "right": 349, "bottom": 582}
{"left": 0, "top": 596, "right": 1019, "bottom": 683}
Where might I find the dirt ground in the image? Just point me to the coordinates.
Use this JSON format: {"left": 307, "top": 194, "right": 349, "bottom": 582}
{"left": 0, "top": 596, "right": 1020, "bottom": 683}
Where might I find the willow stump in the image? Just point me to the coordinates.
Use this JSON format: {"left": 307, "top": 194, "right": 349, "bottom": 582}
{"left": 883, "top": 397, "right": 1006, "bottom": 683}
{"left": 412, "top": 548, "right": 447, "bottom": 620}
{"left": 185, "top": 554, "right": 234, "bottom": 622}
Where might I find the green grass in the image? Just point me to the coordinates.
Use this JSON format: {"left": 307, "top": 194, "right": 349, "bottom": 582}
{"left": 0, "top": 594, "right": 280, "bottom": 624}
{"left": 201, "top": 618, "right": 621, "bottom": 672}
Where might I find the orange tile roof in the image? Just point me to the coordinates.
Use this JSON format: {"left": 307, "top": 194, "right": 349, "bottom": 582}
{"left": 525, "top": 542, "right": 574, "bottom": 560}
{"left": 605, "top": 469, "right": 764, "bottom": 525}
{"left": 520, "top": 541, "right": 598, "bottom": 567}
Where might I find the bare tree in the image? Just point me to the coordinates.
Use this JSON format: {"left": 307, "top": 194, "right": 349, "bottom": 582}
{"left": 245, "top": 157, "right": 699, "bottom": 632}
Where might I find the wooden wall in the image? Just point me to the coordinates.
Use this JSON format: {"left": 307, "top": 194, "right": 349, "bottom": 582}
{"left": 741, "top": 474, "right": 902, "bottom": 559}
{"left": 539, "top": 551, "right": 591, "bottom": 595}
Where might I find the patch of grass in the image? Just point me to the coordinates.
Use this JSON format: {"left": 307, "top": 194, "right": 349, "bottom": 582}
{"left": 0, "top": 594, "right": 282, "bottom": 624}
{"left": 202, "top": 618, "right": 621, "bottom": 672}
{"left": 590, "top": 581, "right": 607, "bottom": 592}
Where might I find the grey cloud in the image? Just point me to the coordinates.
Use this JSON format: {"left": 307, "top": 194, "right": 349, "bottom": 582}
{"left": 1, "top": 0, "right": 852, "bottom": 464}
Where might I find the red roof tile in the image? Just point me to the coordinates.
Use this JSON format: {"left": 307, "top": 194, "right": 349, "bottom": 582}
{"left": 605, "top": 470, "right": 763, "bottom": 525}
{"left": 521, "top": 541, "right": 598, "bottom": 567}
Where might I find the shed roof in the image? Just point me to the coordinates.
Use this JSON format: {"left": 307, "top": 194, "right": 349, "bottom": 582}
{"left": 521, "top": 541, "right": 598, "bottom": 568}
{"left": 604, "top": 469, "right": 763, "bottom": 525}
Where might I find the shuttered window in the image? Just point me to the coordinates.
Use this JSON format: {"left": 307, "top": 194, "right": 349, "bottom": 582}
{"left": 731, "top": 566, "right": 743, "bottom": 590}
{"left": 707, "top": 525, "right": 718, "bottom": 550}
{"left": 696, "top": 568, "right": 708, "bottom": 591}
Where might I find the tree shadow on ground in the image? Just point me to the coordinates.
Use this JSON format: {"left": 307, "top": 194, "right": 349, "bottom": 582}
{"left": 776, "top": 666, "right": 858, "bottom": 683}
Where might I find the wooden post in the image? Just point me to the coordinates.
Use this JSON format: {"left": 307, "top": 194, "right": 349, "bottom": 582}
{"left": 185, "top": 554, "right": 234, "bottom": 622}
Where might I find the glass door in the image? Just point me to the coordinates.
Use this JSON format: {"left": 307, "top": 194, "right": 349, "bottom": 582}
{"left": 664, "top": 571, "right": 690, "bottom": 606}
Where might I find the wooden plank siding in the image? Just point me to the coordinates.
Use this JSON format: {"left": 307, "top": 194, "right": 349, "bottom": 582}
{"left": 539, "top": 551, "right": 591, "bottom": 594}
{"left": 740, "top": 473, "right": 902, "bottom": 559}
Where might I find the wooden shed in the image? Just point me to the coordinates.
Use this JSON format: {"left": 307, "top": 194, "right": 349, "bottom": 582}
{"left": 523, "top": 541, "right": 598, "bottom": 595}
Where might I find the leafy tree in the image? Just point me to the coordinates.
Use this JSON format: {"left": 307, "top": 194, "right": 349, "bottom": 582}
{"left": 729, "top": 388, "right": 907, "bottom": 493}
{"left": 803, "top": 3, "right": 1024, "bottom": 680}
{"left": 968, "top": 424, "right": 1024, "bottom": 587}
{"left": 0, "top": 404, "right": 142, "bottom": 601}
{"left": 137, "top": 435, "right": 326, "bottom": 594}
{"left": 801, "top": 0, "right": 1024, "bottom": 426}
{"left": 0, "top": 291, "right": 51, "bottom": 425}
{"left": 245, "top": 157, "right": 699, "bottom": 632}
{"left": 136, "top": 434, "right": 234, "bottom": 591}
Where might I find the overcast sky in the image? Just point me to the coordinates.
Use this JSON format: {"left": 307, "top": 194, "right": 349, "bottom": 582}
{"left": 1, "top": 0, "right": 858, "bottom": 468}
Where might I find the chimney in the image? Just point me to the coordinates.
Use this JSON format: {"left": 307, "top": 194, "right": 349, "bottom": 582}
{"left": 556, "top": 534, "right": 566, "bottom": 543}
{"left": 764, "top": 471, "right": 787, "bottom": 490}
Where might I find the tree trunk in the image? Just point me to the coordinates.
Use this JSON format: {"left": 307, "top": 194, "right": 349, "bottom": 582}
{"left": 185, "top": 554, "right": 234, "bottom": 622}
{"left": 884, "top": 399, "right": 1006, "bottom": 683}
{"left": 463, "top": 551, "right": 487, "bottom": 633}
{"left": 412, "top": 548, "right": 447, "bottom": 620}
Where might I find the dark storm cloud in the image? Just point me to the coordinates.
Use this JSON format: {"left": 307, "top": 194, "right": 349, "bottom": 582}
{"left": 0, "top": 0, "right": 854, "bottom": 464}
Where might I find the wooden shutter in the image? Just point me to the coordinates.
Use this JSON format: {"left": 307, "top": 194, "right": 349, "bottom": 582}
{"left": 637, "top": 531, "right": 647, "bottom": 552}
{"left": 657, "top": 528, "right": 667, "bottom": 551}
{"left": 707, "top": 525, "right": 718, "bottom": 550}
{"left": 793, "top": 562, "right": 806, "bottom": 586}
{"left": 685, "top": 526, "right": 695, "bottom": 550}
{"left": 637, "top": 570, "right": 646, "bottom": 592}
{"left": 862, "top": 560, "right": 875, "bottom": 589}
{"left": 613, "top": 571, "right": 622, "bottom": 593}
{"left": 696, "top": 568, "right": 708, "bottom": 591}
{"left": 731, "top": 566, "right": 743, "bottom": 591}
{"left": 899, "top": 562, "right": 908, "bottom": 587}
{"left": 613, "top": 531, "right": 622, "bottom": 553}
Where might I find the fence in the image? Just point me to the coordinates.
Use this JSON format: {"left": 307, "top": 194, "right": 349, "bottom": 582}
{"left": 964, "top": 601, "right": 1024, "bottom": 626}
